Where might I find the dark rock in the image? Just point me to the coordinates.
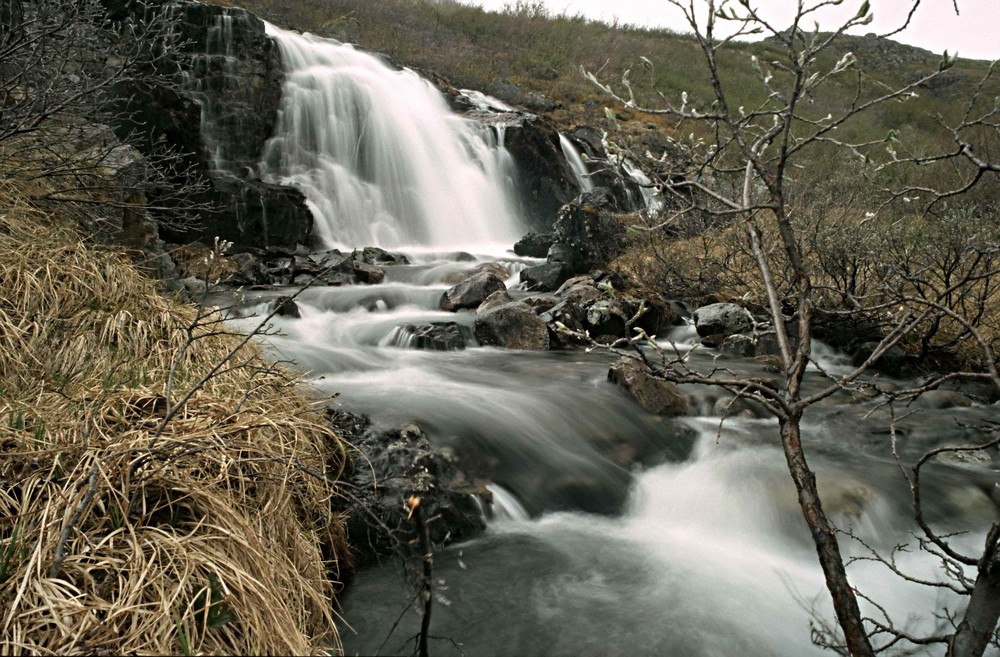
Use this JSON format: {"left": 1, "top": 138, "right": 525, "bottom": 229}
{"left": 513, "top": 232, "right": 555, "bottom": 258}
{"left": 441, "top": 271, "right": 507, "bottom": 311}
{"left": 352, "top": 260, "right": 385, "bottom": 285}
{"left": 522, "top": 296, "right": 557, "bottom": 313}
{"left": 470, "top": 261, "right": 511, "bottom": 281}
{"left": 720, "top": 334, "right": 756, "bottom": 358}
{"left": 552, "top": 188, "right": 626, "bottom": 270}
{"left": 360, "top": 246, "right": 409, "bottom": 266}
{"left": 391, "top": 323, "right": 468, "bottom": 351}
{"left": 520, "top": 262, "right": 570, "bottom": 291}
{"left": 331, "top": 413, "right": 488, "bottom": 567}
{"left": 475, "top": 302, "right": 550, "bottom": 350}
{"left": 546, "top": 242, "right": 585, "bottom": 273}
{"left": 851, "top": 342, "right": 911, "bottom": 376}
{"left": 223, "top": 251, "right": 270, "bottom": 285}
{"left": 503, "top": 115, "right": 579, "bottom": 231}
{"left": 113, "top": 2, "right": 314, "bottom": 250}
{"left": 693, "top": 302, "right": 754, "bottom": 338}
{"left": 585, "top": 300, "right": 627, "bottom": 341}
{"left": 608, "top": 357, "right": 691, "bottom": 417}
{"left": 272, "top": 295, "right": 301, "bottom": 318}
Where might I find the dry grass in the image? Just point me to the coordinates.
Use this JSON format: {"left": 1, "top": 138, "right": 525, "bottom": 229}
{"left": 0, "top": 180, "right": 347, "bottom": 655}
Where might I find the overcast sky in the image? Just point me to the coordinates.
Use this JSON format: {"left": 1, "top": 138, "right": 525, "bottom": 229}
{"left": 457, "top": 0, "right": 1000, "bottom": 61}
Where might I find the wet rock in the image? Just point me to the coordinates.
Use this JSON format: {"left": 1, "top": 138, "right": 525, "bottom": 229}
{"left": 720, "top": 334, "right": 756, "bottom": 358}
{"left": 608, "top": 357, "right": 691, "bottom": 417}
{"left": 552, "top": 188, "right": 626, "bottom": 270}
{"left": 503, "top": 115, "right": 579, "bottom": 230}
{"left": 514, "top": 232, "right": 555, "bottom": 258}
{"left": 441, "top": 271, "right": 507, "bottom": 311}
{"left": 272, "top": 295, "right": 301, "bottom": 318}
{"left": 851, "top": 342, "right": 910, "bottom": 376}
{"left": 359, "top": 246, "right": 409, "bottom": 266}
{"left": 585, "top": 300, "right": 626, "bottom": 341}
{"left": 222, "top": 251, "right": 270, "bottom": 285}
{"left": 540, "top": 300, "right": 589, "bottom": 349}
{"left": 912, "top": 390, "right": 973, "bottom": 410}
{"left": 392, "top": 323, "right": 467, "bottom": 351}
{"left": 331, "top": 412, "right": 489, "bottom": 567}
{"left": 475, "top": 301, "right": 550, "bottom": 350}
{"left": 546, "top": 242, "right": 585, "bottom": 273}
{"left": 471, "top": 261, "right": 511, "bottom": 281}
{"left": 351, "top": 260, "right": 385, "bottom": 285}
{"left": 520, "top": 261, "right": 570, "bottom": 291}
{"left": 693, "top": 302, "right": 754, "bottom": 338}
{"left": 484, "top": 78, "right": 560, "bottom": 113}
{"left": 477, "top": 289, "right": 515, "bottom": 314}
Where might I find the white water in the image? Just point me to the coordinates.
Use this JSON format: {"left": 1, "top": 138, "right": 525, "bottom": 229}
{"left": 559, "top": 133, "right": 594, "bottom": 193}
{"left": 205, "top": 21, "right": 1000, "bottom": 657}
{"left": 259, "top": 24, "right": 524, "bottom": 252}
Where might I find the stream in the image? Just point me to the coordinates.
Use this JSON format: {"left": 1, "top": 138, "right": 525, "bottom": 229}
{"left": 210, "top": 18, "right": 999, "bottom": 657}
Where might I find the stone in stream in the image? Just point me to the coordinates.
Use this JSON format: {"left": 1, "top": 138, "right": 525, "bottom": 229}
{"left": 475, "top": 301, "right": 550, "bottom": 350}
{"left": 440, "top": 271, "right": 507, "bottom": 311}
{"left": 476, "top": 288, "right": 514, "bottom": 315}
{"left": 607, "top": 357, "right": 690, "bottom": 417}
{"left": 330, "top": 411, "right": 489, "bottom": 567}
{"left": 272, "top": 295, "right": 301, "bottom": 318}
{"left": 351, "top": 259, "right": 385, "bottom": 285}
{"left": 692, "top": 302, "right": 754, "bottom": 338}
{"left": 392, "top": 322, "right": 467, "bottom": 351}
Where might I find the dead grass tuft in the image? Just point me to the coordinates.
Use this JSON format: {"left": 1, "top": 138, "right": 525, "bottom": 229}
{"left": 0, "top": 180, "right": 347, "bottom": 655}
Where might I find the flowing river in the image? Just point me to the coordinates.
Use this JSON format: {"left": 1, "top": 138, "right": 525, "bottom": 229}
{"left": 215, "top": 20, "right": 1000, "bottom": 657}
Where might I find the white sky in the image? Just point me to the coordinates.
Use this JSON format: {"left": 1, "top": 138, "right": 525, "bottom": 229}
{"left": 457, "top": 0, "right": 1000, "bottom": 61}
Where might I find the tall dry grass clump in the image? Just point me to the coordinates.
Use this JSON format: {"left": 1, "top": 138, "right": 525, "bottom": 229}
{"left": 0, "top": 182, "right": 347, "bottom": 655}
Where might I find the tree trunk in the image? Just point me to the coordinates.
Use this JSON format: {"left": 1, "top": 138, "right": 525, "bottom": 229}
{"left": 948, "top": 525, "right": 1000, "bottom": 657}
{"left": 780, "top": 415, "right": 876, "bottom": 657}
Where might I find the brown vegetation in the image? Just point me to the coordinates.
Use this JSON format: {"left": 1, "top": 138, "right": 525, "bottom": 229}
{"left": 0, "top": 181, "right": 347, "bottom": 655}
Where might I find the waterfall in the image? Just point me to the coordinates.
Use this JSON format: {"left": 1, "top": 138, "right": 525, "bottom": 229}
{"left": 558, "top": 133, "right": 594, "bottom": 193}
{"left": 260, "top": 24, "right": 524, "bottom": 252}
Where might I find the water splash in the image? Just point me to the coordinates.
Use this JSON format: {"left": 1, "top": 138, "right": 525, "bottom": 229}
{"left": 260, "top": 24, "right": 524, "bottom": 252}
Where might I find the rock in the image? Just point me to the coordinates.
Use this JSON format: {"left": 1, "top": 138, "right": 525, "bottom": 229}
{"left": 114, "top": 2, "right": 314, "bottom": 250}
{"left": 692, "top": 302, "right": 754, "bottom": 338}
{"left": 585, "top": 300, "right": 626, "bottom": 341}
{"left": 546, "top": 242, "right": 585, "bottom": 273}
{"left": 851, "top": 341, "right": 910, "bottom": 376}
{"left": 223, "top": 251, "right": 270, "bottom": 285}
{"left": 552, "top": 188, "right": 626, "bottom": 270}
{"left": 441, "top": 271, "right": 507, "bottom": 311}
{"left": 522, "top": 296, "right": 557, "bottom": 313}
{"left": 514, "top": 232, "right": 555, "bottom": 258}
{"left": 720, "top": 334, "right": 756, "bottom": 358}
{"left": 470, "top": 261, "right": 511, "bottom": 281}
{"left": 913, "top": 390, "right": 973, "bottom": 410}
{"left": 520, "top": 261, "right": 570, "bottom": 291}
{"left": 332, "top": 412, "right": 489, "bottom": 567}
{"left": 475, "top": 302, "right": 550, "bottom": 350}
{"left": 608, "top": 357, "right": 690, "bottom": 417}
{"left": 272, "top": 295, "right": 301, "bottom": 318}
{"left": 351, "top": 260, "right": 385, "bottom": 285}
{"left": 391, "top": 323, "right": 467, "bottom": 351}
{"left": 503, "top": 115, "right": 579, "bottom": 230}
{"left": 360, "top": 246, "right": 408, "bottom": 266}
{"left": 484, "top": 78, "right": 560, "bottom": 113}
{"left": 477, "top": 289, "right": 515, "bottom": 314}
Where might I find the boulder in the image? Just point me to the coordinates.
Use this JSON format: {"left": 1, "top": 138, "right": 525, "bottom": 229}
{"left": 441, "top": 271, "right": 507, "bottom": 311}
{"left": 520, "top": 261, "right": 570, "bottom": 291}
{"left": 546, "top": 242, "right": 586, "bottom": 273}
{"left": 477, "top": 289, "right": 515, "bottom": 314}
{"left": 351, "top": 260, "right": 385, "bottom": 285}
{"left": 608, "top": 357, "right": 691, "bottom": 417}
{"left": 391, "top": 323, "right": 468, "bottom": 351}
{"left": 272, "top": 295, "right": 301, "bottom": 318}
{"left": 514, "top": 232, "right": 555, "bottom": 257}
{"left": 359, "top": 246, "right": 409, "bottom": 266}
{"left": 331, "top": 412, "right": 489, "bottom": 567}
{"left": 475, "top": 301, "right": 550, "bottom": 350}
{"left": 503, "top": 115, "right": 579, "bottom": 230}
{"left": 692, "top": 302, "right": 754, "bottom": 338}
{"left": 851, "top": 341, "right": 910, "bottom": 376}
{"left": 552, "top": 188, "right": 626, "bottom": 270}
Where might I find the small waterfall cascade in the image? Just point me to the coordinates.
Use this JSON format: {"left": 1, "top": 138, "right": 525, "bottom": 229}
{"left": 184, "top": 8, "right": 243, "bottom": 172}
{"left": 621, "top": 158, "right": 664, "bottom": 215}
{"left": 259, "top": 24, "right": 525, "bottom": 252}
{"left": 559, "top": 133, "right": 594, "bottom": 193}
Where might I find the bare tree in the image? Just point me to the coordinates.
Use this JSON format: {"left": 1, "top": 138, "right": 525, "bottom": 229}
{"left": 585, "top": 1, "right": 1000, "bottom": 655}
{"left": 0, "top": 0, "right": 209, "bottom": 241}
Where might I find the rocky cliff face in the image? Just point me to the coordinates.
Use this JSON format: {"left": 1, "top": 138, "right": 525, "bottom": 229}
{"left": 115, "top": 0, "right": 312, "bottom": 250}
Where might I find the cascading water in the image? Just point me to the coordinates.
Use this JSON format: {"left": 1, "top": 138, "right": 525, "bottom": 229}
{"left": 559, "top": 133, "right": 594, "bottom": 193}
{"left": 209, "top": 21, "right": 999, "bottom": 657}
{"left": 259, "top": 24, "right": 523, "bottom": 252}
